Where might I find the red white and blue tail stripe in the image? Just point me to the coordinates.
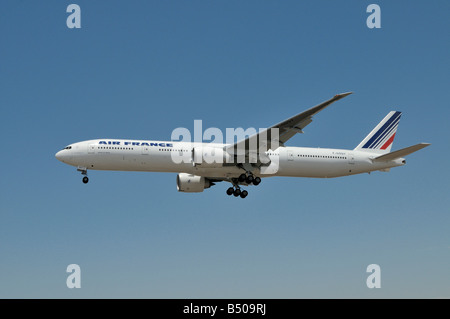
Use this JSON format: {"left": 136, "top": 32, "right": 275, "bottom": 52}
{"left": 355, "top": 111, "right": 401, "bottom": 153}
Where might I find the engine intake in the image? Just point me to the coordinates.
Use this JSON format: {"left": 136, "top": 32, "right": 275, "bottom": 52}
{"left": 176, "top": 173, "right": 214, "bottom": 193}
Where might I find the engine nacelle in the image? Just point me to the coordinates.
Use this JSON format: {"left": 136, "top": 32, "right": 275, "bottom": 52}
{"left": 192, "top": 146, "right": 232, "bottom": 168}
{"left": 176, "top": 173, "right": 214, "bottom": 193}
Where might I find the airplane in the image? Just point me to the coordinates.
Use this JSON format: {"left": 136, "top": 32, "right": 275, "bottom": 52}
{"left": 55, "top": 92, "right": 430, "bottom": 198}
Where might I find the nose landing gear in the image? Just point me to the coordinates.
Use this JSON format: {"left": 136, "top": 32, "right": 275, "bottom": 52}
{"left": 77, "top": 167, "right": 89, "bottom": 184}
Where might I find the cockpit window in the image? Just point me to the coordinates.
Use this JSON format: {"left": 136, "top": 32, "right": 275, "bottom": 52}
{"left": 64, "top": 146, "right": 72, "bottom": 150}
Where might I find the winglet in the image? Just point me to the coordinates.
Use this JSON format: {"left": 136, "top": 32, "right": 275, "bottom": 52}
{"left": 335, "top": 92, "right": 353, "bottom": 98}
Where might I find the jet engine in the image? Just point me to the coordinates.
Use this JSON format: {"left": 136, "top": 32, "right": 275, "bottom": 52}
{"left": 176, "top": 173, "right": 215, "bottom": 193}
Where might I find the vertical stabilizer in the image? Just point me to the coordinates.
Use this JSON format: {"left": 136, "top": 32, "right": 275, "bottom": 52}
{"left": 355, "top": 111, "right": 401, "bottom": 153}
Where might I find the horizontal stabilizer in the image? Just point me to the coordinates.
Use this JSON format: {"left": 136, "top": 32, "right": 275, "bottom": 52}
{"left": 372, "top": 143, "right": 430, "bottom": 162}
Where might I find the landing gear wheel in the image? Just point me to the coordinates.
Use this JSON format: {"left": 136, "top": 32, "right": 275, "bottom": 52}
{"left": 82, "top": 176, "right": 89, "bottom": 184}
{"left": 238, "top": 173, "right": 246, "bottom": 182}
{"left": 240, "top": 190, "right": 248, "bottom": 198}
{"left": 226, "top": 187, "right": 234, "bottom": 196}
{"left": 253, "top": 177, "right": 261, "bottom": 185}
{"left": 246, "top": 175, "right": 254, "bottom": 184}
{"left": 233, "top": 188, "right": 241, "bottom": 197}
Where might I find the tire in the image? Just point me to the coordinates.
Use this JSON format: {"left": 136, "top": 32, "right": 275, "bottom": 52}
{"left": 82, "top": 176, "right": 89, "bottom": 184}
{"left": 238, "top": 174, "right": 246, "bottom": 182}
{"left": 246, "top": 175, "right": 254, "bottom": 184}
{"left": 226, "top": 187, "right": 234, "bottom": 195}
{"left": 240, "top": 190, "right": 248, "bottom": 198}
{"left": 253, "top": 177, "right": 261, "bottom": 185}
{"left": 233, "top": 188, "right": 241, "bottom": 197}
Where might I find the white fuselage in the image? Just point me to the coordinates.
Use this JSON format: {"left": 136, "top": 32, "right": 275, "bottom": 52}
{"left": 55, "top": 139, "right": 405, "bottom": 179}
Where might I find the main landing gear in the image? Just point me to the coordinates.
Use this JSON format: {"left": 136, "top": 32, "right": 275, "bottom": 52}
{"left": 77, "top": 167, "right": 89, "bottom": 184}
{"left": 238, "top": 173, "right": 261, "bottom": 186}
{"left": 226, "top": 186, "right": 248, "bottom": 199}
{"left": 226, "top": 172, "right": 261, "bottom": 199}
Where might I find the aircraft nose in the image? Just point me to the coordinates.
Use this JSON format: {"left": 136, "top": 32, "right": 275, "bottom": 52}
{"left": 55, "top": 150, "right": 70, "bottom": 162}
{"left": 55, "top": 150, "right": 63, "bottom": 161}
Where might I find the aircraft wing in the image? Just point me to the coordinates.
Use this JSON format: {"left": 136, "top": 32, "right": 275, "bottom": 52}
{"left": 225, "top": 92, "right": 353, "bottom": 159}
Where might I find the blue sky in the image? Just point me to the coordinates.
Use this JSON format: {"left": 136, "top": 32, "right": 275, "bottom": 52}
{"left": 0, "top": 0, "right": 449, "bottom": 298}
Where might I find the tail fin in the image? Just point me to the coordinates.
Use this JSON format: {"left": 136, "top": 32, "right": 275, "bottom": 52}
{"left": 355, "top": 111, "right": 402, "bottom": 153}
